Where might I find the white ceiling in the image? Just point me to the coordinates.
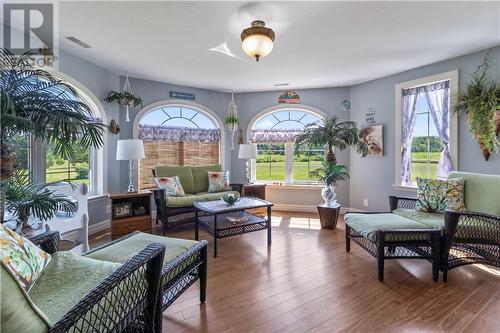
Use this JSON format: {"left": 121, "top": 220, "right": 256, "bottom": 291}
{"left": 58, "top": 1, "right": 500, "bottom": 92}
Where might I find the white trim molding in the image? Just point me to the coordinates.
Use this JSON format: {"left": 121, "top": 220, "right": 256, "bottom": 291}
{"left": 273, "top": 204, "right": 352, "bottom": 215}
{"left": 394, "top": 69, "right": 459, "bottom": 190}
{"left": 246, "top": 104, "right": 328, "bottom": 184}
{"left": 132, "top": 99, "right": 226, "bottom": 190}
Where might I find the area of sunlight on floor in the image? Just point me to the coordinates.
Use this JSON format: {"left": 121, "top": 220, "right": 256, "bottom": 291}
{"left": 270, "top": 215, "right": 322, "bottom": 230}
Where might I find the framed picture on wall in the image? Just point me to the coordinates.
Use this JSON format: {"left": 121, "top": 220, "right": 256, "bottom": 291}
{"left": 360, "top": 124, "right": 383, "bottom": 157}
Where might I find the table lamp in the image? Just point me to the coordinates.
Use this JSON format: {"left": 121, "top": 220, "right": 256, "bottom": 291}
{"left": 238, "top": 143, "right": 257, "bottom": 183}
{"left": 116, "top": 139, "right": 145, "bottom": 192}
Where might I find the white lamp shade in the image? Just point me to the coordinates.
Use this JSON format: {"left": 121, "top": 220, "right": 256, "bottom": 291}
{"left": 242, "top": 34, "right": 274, "bottom": 59}
{"left": 238, "top": 144, "right": 257, "bottom": 159}
{"left": 116, "top": 139, "right": 145, "bottom": 160}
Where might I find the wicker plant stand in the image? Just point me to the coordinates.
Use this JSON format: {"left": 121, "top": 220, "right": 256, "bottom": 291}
{"left": 194, "top": 197, "right": 273, "bottom": 257}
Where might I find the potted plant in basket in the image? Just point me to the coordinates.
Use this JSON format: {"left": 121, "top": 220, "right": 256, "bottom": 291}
{"left": 455, "top": 54, "right": 500, "bottom": 161}
{"left": 0, "top": 48, "right": 105, "bottom": 234}
{"left": 295, "top": 116, "right": 367, "bottom": 228}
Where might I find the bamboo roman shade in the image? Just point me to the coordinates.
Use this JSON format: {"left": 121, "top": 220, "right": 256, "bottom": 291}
{"left": 138, "top": 125, "right": 220, "bottom": 189}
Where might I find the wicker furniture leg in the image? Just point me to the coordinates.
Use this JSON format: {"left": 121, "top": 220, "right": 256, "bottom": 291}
{"left": 431, "top": 233, "right": 440, "bottom": 282}
{"left": 146, "top": 244, "right": 166, "bottom": 333}
{"left": 195, "top": 208, "right": 199, "bottom": 241}
{"left": 267, "top": 205, "right": 272, "bottom": 246}
{"left": 199, "top": 245, "right": 208, "bottom": 303}
{"left": 377, "top": 232, "right": 385, "bottom": 282}
{"left": 214, "top": 213, "right": 218, "bottom": 257}
{"left": 345, "top": 225, "right": 351, "bottom": 252}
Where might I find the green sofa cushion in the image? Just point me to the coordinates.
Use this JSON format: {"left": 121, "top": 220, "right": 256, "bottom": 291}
{"left": 86, "top": 232, "right": 198, "bottom": 284}
{"left": 28, "top": 252, "right": 120, "bottom": 326}
{"left": 448, "top": 171, "right": 500, "bottom": 216}
{"left": 165, "top": 190, "right": 239, "bottom": 208}
{"left": 1, "top": 265, "right": 49, "bottom": 333}
{"left": 393, "top": 208, "right": 444, "bottom": 230}
{"left": 155, "top": 166, "right": 195, "bottom": 194}
{"left": 344, "top": 212, "right": 433, "bottom": 241}
{"left": 191, "top": 164, "right": 222, "bottom": 194}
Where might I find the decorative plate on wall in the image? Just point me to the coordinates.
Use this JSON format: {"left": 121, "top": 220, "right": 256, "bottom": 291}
{"left": 341, "top": 99, "right": 351, "bottom": 112}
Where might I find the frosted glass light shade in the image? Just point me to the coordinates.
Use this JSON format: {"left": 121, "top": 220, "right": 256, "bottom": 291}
{"left": 116, "top": 139, "right": 145, "bottom": 160}
{"left": 238, "top": 144, "right": 257, "bottom": 159}
{"left": 242, "top": 34, "right": 274, "bottom": 60}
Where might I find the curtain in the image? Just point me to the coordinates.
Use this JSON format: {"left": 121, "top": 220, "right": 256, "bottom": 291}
{"left": 400, "top": 89, "right": 419, "bottom": 185}
{"left": 250, "top": 128, "right": 303, "bottom": 143}
{"left": 425, "top": 80, "right": 451, "bottom": 178}
{"left": 138, "top": 125, "right": 220, "bottom": 142}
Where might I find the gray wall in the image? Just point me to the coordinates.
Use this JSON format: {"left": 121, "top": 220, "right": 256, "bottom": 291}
{"left": 234, "top": 87, "right": 351, "bottom": 206}
{"left": 55, "top": 45, "right": 500, "bottom": 223}
{"left": 349, "top": 47, "right": 500, "bottom": 212}
{"left": 116, "top": 77, "right": 233, "bottom": 189}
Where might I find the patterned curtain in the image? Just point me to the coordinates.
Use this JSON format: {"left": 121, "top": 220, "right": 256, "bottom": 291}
{"left": 138, "top": 125, "right": 220, "bottom": 142}
{"left": 250, "top": 129, "right": 303, "bottom": 143}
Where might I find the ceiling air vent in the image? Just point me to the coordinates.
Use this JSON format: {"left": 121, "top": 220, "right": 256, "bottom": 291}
{"left": 274, "top": 83, "right": 289, "bottom": 87}
{"left": 66, "top": 36, "right": 91, "bottom": 48}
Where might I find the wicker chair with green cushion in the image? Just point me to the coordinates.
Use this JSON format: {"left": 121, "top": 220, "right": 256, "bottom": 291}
{"left": 1, "top": 231, "right": 165, "bottom": 333}
{"left": 85, "top": 231, "right": 208, "bottom": 311}
{"left": 345, "top": 171, "right": 500, "bottom": 282}
{"left": 152, "top": 164, "right": 240, "bottom": 233}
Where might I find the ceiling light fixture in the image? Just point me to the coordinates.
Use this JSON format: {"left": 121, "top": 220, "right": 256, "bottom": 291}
{"left": 241, "top": 20, "right": 275, "bottom": 62}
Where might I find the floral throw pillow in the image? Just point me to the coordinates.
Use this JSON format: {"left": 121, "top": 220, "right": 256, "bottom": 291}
{"left": 0, "top": 224, "right": 51, "bottom": 291}
{"left": 415, "top": 177, "right": 465, "bottom": 214}
{"left": 154, "top": 176, "right": 185, "bottom": 196}
{"left": 208, "top": 171, "right": 231, "bottom": 193}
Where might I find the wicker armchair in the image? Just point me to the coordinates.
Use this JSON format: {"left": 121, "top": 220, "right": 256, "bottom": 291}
{"left": 390, "top": 196, "right": 500, "bottom": 282}
{"left": 28, "top": 231, "right": 165, "bottom": 333}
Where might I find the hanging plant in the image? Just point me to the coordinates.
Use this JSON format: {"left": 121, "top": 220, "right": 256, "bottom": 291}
{"left": 104, "top": 76, "right": 143, "bottom": 122}
{"left": 455, "top": 53, "right": 500, "bottom": 160}
{"left": 224, "top": 115, "right": 240, "bottom": 126}
{"left": 225, "top": 93, "right": 239, "bottom": 150}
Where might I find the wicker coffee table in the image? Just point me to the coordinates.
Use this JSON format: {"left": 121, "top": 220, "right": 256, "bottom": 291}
{"left": 194, "top": 197, "right": 273, "bottom": 257}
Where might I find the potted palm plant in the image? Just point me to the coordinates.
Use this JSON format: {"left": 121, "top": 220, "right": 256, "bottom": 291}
{"left": 295, "top": 116, "right": 366, "bottom": 228}
{"left": 0, "top": 48, "right": 105, "bottom": 233}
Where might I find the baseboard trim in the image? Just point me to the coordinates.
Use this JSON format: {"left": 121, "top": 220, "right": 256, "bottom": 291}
{"left": 61, "top": 219, "right": 110, "bottom": 241}
{"left": 273, "top": 204, "right": 357, "bottom": 214}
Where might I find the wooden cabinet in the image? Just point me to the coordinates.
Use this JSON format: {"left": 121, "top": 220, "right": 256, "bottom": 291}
{"left": 243, "top": 184, "right": 267, "bottom": 215}
{"left": 243, "top": 183, "right": 266, "bottom": 200}
{"left": 109, "top": 191, "right": 152, "bottom": 240}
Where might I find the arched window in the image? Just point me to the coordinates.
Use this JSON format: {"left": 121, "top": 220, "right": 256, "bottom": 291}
{"left": 136, "top": 104, "right": 222, "bottom": 189}
{"left": 13, "top": 73, "right": 107, "bottom": 196}
{"left": 249, "top": 107, "right": 324, "bottom": 184}
{"left": 43, "top": 82, "right": 105, "bottom": 195}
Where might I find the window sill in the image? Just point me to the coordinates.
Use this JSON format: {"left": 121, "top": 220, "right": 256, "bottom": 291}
{"left": 88, "top": 194, "right": 108, "bottom": 201}
{"left": 392, "top": 184, "right": 417, "bottom": 192}
{"left": 265, "top": 183, "right": 324, "bottom": 190}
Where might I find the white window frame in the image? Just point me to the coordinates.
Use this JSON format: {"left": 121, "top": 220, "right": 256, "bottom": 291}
{"left": 394, "top": 70, "right": 459, "bottom": 191}
{"left": 247, "top": 105, "right": 327, "bottom": 185}
{"left": 30, "top": 71, "right": 108, "bottom": 197}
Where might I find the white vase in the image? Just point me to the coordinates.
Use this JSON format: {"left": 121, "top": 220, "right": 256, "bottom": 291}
{"left": 321, "top": 185, "right": 340, "bottom": 208}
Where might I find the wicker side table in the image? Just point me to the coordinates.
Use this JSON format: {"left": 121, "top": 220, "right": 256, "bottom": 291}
{"left": 317, "top": 205, "right": 341, "bottom": 229}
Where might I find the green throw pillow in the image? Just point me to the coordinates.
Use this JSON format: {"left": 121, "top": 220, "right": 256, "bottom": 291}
{"left": 415, "top": 177, "right": 465, "bottom": 214}
{"left": 154, "top": 175, "right": 185, "bottom": 197}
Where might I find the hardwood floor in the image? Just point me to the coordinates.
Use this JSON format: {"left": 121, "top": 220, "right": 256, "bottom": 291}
{"left": 90, "top": 211, "right": 500, "bottom": 333}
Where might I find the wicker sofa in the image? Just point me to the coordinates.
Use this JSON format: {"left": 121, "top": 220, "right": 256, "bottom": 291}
{"left": 2, "top": 231, "right": 166, "bottom": 333}
{"left": 152, "top": 164, "right": 240, "bottom": 233}
{"left": 345, "top": 171, "right": 500, "bottom": 282}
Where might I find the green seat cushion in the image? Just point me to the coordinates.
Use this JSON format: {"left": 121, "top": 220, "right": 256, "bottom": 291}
{"left": 28, "top": 252, "right": 120, "bottom": 326}
{"left": 1, "top": 266, "right": 49, "bottom": 333}
{"left": 344, "top": 212, "right": 433, "bottom": 241}
{"left": 448, "top": 171, "right": 500, "bottom": 216}
{"left": 155, "top": 166, "right": 195, "bottom": 194}
{"left": 86, "top": 232, "right": 197, "bottom": 271}
{"left": 191, "top": 164, "right": 222, "bottom": 193}
{"left": 393, "top": 208, "right": 444, "bottom": 230}
{"left": 165, "top": 190, "right": 239, "bottom": 208}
